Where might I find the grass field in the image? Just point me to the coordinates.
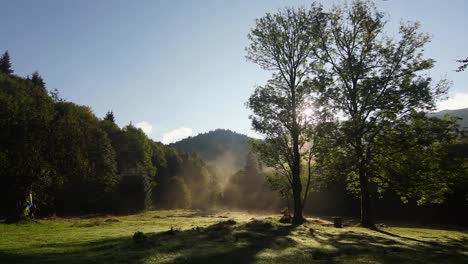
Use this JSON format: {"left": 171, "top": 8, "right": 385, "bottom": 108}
{"left": 0, "top": 210, "right": 466, "bottom": 263}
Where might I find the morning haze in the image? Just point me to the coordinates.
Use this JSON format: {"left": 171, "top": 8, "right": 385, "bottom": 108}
{"left": 0, "top": 1, "right": 467, "bottom": 263}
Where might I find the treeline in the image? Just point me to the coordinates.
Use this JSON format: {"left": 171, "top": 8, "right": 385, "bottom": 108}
{"left": 0, "top": 53, "right": 221, "bottom": 220}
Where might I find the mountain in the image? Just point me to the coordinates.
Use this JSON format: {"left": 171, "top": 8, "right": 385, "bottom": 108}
{"left": 171, "top": 129, "right": 254, "bottom": 175}
{"left": 430, "top": 108, "right": 468, "bottom": 129}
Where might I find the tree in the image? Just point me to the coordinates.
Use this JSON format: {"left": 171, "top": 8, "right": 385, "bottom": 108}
{"left": 166, "top": 176, "right": 192, "bottom": 209}
{"left": 30, "top": 71, "right": 46, "bottom": 88}
{"left": 311, "top": 0, "right": 450, "bottom": 227}
{"left": 112, "top": 124, "right": 156, "bottom": 212}
{"left": 0, "top": 51, "right": 13, "bottom": 75}
{"left": 246, "top": 5, "right": 324, "bottom": 223}
{"left": 51, "top": 102, "right": 118, "bottom": 214}
{"left": 243, "top": 151, "right": 263, "bottom": 188}
{"left": 104, "top": 110, "right": 115, "bottom": 123}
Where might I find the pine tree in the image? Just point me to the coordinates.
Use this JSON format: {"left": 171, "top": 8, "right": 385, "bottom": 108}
{"left": 0, "top": 51, "right": 13, "bottom": 75}
{"left": 31, "top": 71, "right": 46, "bottom": 88}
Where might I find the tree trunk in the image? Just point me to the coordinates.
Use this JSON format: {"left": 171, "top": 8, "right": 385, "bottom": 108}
{"left": 291, "top": 127, "right": 303, "bottom": 224}
{"left": 358, "top": 168, "right": 373, "bottom": 228}
{"left": 292, "top": 182, "right": 303, "bottom": 223}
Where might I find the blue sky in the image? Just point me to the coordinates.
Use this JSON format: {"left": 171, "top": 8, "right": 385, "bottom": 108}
{"left": 2, "top": 0, "right": 467, "bottom": 143}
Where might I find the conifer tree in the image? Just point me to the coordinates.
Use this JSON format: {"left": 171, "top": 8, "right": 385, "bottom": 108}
{"left": 31, "top": 71, "right": 46, "bottom": 87}
{"left": 0, "top": 51, "right": 13, "bottom": 75}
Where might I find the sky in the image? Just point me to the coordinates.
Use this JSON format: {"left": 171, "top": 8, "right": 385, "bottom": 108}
{"left": 2, "top": 0, "right": 467, "bottom": 143}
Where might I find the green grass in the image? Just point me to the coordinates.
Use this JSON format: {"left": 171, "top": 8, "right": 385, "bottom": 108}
{"left": 0, "top": 210, "right": 466, "bottom": 263}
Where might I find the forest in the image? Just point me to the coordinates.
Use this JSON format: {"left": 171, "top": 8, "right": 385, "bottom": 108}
{"left": 1, "top": 1, "right": 467, "bottom": 263}
{"left": 0, "top": 57, "right": 286, "bottom": 220}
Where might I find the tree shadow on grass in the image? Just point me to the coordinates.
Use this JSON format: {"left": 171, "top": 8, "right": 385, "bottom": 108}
{"left": 301, "top": 227, "right": 468, "bottom": 263}
{"left": 1, "top": 220, "right": 466, "bottom": 264}
{"left": 0, "top": 219, "right": 298, "bottom": 264}
{"left": 144, "top": 220, "right": 298, "bottom": 264}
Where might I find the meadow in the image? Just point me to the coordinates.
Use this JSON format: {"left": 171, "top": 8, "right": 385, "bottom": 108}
{"left": 0, "top": 210, "right": 466, "bottom": 264}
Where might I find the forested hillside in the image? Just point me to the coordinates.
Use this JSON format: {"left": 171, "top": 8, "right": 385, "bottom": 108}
{"left": 171, "top": 129, "right": 252, "bottom": 174}
{"left": 0, "top": 69, "right": 221, "bottom": 220}
{"left": 430, "top": 108, "right": 468, "bottom": 128}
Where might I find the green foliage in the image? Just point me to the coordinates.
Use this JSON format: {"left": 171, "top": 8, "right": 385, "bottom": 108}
{"left": 103, "top": 110, "right": 115, "bottom": 123}
{"left": 167, "top": 176, "right": 192, "bottom": 209}
{"left": 116, "top": 164, "right": 153, "bottom": 213}
{"left": 50, "top": 102, "right": 118, "bottom": 214}
{"left": 0, "top": 73, "right": 55, "bottom": 219}
{"left": 0, "top": 54, "right": 223, "bottom": 217}
{"left": 371, "top": 113, "right": 466, "bottom": 205}
{"left": 108, "top": 124, "right": 156, "bottom": 212}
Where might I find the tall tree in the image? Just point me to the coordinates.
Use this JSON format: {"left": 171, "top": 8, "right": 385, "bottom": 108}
{"left": 0, "top": 51, "right": 13, "bottom": 75}
{"left": 112, "top": 124, "right": 156, "bottom": 212}
{"left": 246, "top": 5, "right": 324, "bottom": 223}
{"left": 311, "top": 0, "right": 449, "bottom": 227}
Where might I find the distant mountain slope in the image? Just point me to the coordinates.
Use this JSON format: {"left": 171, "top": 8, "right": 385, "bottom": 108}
{"left": 171, "top": 108, "right": 468, "bottom": 173}
{"left": 171, "top": 129, "right": 253, "bottom": 175}
{"left": 430, "top": 108, "right": 468, "bottom": 128}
